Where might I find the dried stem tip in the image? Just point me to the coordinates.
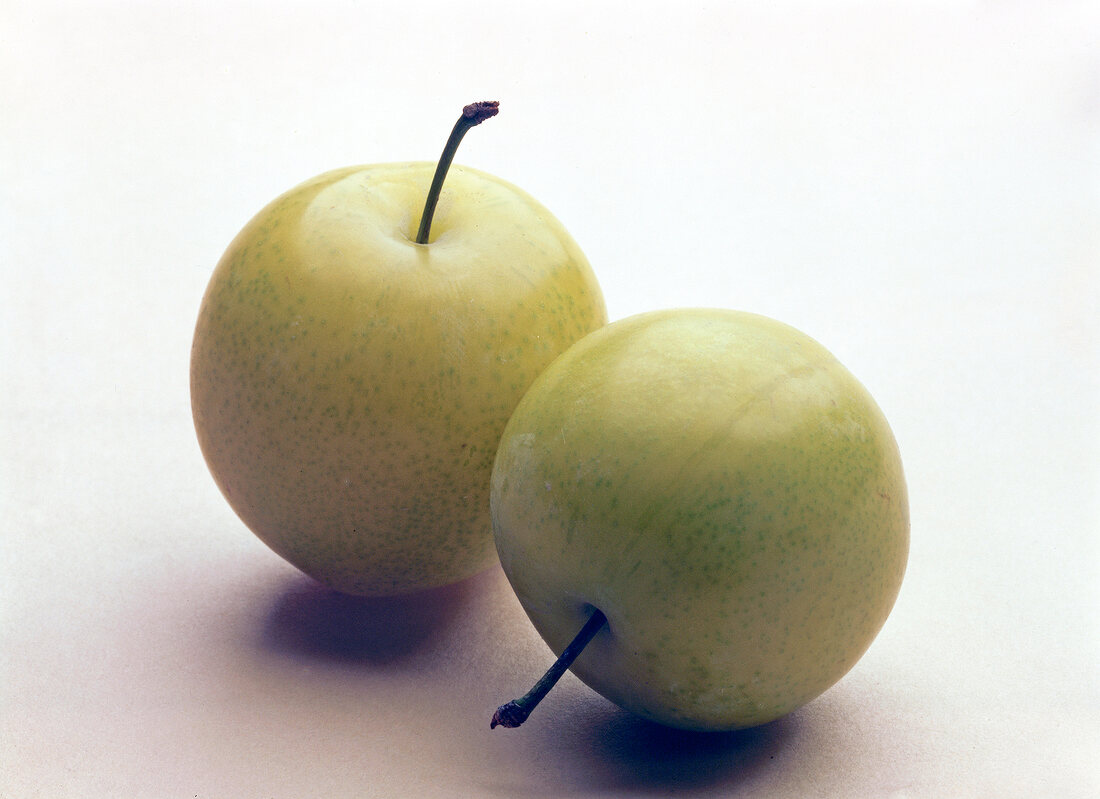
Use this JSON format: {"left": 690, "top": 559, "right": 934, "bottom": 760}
{"left": 463, "top": 101, "right": 500, "bottom": 124}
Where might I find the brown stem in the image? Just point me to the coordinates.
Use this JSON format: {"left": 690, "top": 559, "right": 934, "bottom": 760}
{"left": 491, "top": 607, "right": 607, "bottom": 729}
{"left": 415, "top": 101, "right": 499, "bottom": 244}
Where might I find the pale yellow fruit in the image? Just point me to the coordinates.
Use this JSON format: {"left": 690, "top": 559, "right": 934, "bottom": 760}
{"left": 192, "top": 162, "right": 606, "bottom": 595}
{"left": 491, "top": 308, "right": 908, "bottom": 729}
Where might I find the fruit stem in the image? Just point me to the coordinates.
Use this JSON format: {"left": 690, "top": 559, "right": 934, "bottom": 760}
{"left": 490, "top": 607, "right": 607, "bottom": 730}
{"left": 415, "top": 101, "right": 500, "bottom": 245}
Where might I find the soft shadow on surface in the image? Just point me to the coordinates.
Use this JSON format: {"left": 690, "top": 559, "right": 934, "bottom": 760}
{"left": 593, "top": 712, "right": 794, "bottom": 793}
{"left": 259, "top": 568, "right": 491, "bottom": 666}
{"left": 529, "top": 700, "right": 798, "bottom": 795}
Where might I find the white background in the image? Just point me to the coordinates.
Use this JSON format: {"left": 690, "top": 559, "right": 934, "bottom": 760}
{"left": 3, "top": 1, "right": 1098, "bottom": 796}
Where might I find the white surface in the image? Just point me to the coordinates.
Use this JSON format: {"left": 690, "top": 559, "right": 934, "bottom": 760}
{"left": 3, "top": 1, "right": 1098, "bottom": 796}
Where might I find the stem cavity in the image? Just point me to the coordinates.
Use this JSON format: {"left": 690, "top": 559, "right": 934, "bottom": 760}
{"left": 491, "top": 607, "right": 608, "bottom": 730}
{"left": 415, "top": 101, "right": 500, "bottom": 244}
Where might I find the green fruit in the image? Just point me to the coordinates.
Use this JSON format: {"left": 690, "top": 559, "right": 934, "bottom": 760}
{"left": 191, "top": 107, "right": 606, "bottom": 596}
{"left": 491, "top": 308, "right": 908, "bottom": 730}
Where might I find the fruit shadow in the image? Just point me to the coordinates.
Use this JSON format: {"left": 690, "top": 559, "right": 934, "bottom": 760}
{"left": 258, "top": 568, "right": 490, "bottom": 667}
{"left": 530, "top": 701, "right": 797, "bottom": 795}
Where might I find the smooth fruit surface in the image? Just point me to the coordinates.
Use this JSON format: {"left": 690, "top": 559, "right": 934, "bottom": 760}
{"left": 191, "top": 162, "right": 606, "bottom": 595}
{"left": 491, "top": 308, "right": 908, "bottom": 730}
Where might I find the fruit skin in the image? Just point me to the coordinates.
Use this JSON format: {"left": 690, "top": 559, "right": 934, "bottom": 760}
{"left": 191, "top": 161, "right": 606, "bottom": 596}
{"left": 491, "top": 308, "right": 908, "bottom": 730}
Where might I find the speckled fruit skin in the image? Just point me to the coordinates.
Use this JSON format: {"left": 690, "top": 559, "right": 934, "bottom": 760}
{"left": 491, "top": 308, "right": 908, "bottom": 730}
{"left": 191, "top": 162, "right": 606, "bottom": 596}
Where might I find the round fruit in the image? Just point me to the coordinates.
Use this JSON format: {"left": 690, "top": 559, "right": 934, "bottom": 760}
{"left": 192, "top": 159, "right": 606, "bottom": 596}
{"left": 491, "top": 308, "right": 908, "bottom": 730}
